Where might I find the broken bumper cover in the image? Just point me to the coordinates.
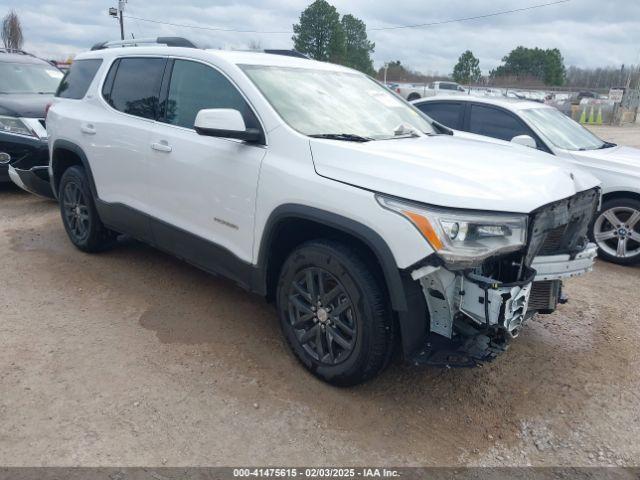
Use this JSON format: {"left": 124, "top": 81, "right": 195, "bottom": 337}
{"left": 8, "top": 164, "right": 54, "bottom": 199}
{"left": 402, "top": 188, "right": 600, "bottom": 367}
{"left": 531, "top": 243, "right": 597, "bottom": 281}
{"left": 409, "top": 244, "right": 597, "bottom": 367}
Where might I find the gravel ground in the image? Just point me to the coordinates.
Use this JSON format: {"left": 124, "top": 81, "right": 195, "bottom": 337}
{"left": 0, "top": 126, "right": 639, "bottom": 467}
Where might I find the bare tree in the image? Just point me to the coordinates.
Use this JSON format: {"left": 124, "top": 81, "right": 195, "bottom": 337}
{"left": 2, "top": 10, "right": 24, "bottom": 51}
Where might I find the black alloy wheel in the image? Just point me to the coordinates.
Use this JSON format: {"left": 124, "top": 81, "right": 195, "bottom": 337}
{"left": 62, "top": 180, "right": 91, "bottom": 244}
{"left": 287, "top": 266, "right": 357, "bottom": 365}
{"left": 276, "top": 239, "right": 394, "bottom": 386}
{"left": 58, "top": 165, "right": 116, "bottom": 252}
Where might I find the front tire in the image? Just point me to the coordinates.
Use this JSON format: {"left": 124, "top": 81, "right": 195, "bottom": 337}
{"left": 276, "top": 240, "right": 394, "bottom": 386}
{"left": 59, "top": 165, "right": 116, "bottom": 253}
{"left": 591, "top": 197, "right": 640, "bottom": 265}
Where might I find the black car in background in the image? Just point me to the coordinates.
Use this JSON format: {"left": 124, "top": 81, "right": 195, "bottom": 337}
{"left": 0, "top": 48, "right": 63, "bottom": 198}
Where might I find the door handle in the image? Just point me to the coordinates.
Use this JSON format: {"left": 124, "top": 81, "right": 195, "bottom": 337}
{"left": 81, "top": 124, "right": 96, "bottom": 135}
{"left": 150, "top": 141, "right": 172, "bottom": 153}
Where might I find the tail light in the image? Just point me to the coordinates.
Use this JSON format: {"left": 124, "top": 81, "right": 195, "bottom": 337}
{"left": 44, "top": 102, "right": 52, "bottom": 118}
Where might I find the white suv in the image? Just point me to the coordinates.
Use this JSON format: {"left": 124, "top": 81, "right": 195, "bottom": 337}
{"left": 46, "top": 38, "right": 601, "bottom": 385}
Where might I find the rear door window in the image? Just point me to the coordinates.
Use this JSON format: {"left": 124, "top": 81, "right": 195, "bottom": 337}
{"left": 416, "top": 102, "right": 463, "bottom": 129}
{"left": 105, "top": 57, "right": 167, "bottom": 120}
{"left": 468, "top": 104, "right": 531, "bottom": 141}
{"left": 56, "top": 59, "right": 102, "bottom": 99}
{"left": 162, "top": 59, "right": 259, "bottom": 131}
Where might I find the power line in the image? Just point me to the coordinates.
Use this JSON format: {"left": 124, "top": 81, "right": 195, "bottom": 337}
{"left": 122, "top": 15, "right": 291, "bottom": 34}
{"left": 123, "top": 0, "right": 571, "bottom": 35}
{"left": 369, "top": 0, "right": 571, "bottom": 31}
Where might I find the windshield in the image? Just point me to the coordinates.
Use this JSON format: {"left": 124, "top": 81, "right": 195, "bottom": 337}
{"left": 241, "top": 65, "right": 435, "bottom": 140}
{"left": 520, "top": 107, "right": 605, "bottom": 151}
{"left": 0, "top": 62, "right": 64, "bottom": 94}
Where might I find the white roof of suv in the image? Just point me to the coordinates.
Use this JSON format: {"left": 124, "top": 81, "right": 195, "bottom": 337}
{"left": 76, "top": 45, "right": 353, "bottom": 73}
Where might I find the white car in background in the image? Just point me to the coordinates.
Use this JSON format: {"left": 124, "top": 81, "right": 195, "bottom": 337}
{"left": 413, "top": 95, "right": 640, "bottom": 265}
{"left": 396, "top": 81, "right": 466, "bottom": 101}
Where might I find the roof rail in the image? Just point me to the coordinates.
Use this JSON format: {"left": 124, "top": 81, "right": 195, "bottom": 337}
{"left": 91, "top": 37, "right": 198, "bottom": 51}
{"left": 263, "top": 49, "right": 309, "bottom": 59}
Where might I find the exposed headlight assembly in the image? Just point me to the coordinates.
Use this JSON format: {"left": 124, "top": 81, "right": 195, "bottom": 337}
{"left": 0, "top": 115, "right": 38, "bottom": 138}
{"left": 377, "top": 195, "right": 528, "bottom": 269}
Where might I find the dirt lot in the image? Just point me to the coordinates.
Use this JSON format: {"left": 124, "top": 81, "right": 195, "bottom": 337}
{"left": 1, "top": 126, "right": 639, "bottom": 467}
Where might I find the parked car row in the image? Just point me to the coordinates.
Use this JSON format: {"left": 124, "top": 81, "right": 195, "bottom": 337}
{"left": 1, "top": 38, "right": 635, "bottom": 385}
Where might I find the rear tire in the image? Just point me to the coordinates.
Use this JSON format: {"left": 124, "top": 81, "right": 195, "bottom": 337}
{"left": 591, "top": 197, "right": 640, "bottom": 265}
{"left": 407, "top": 93, "right": 421, "bottom": 101}
{"left": 276, "top": 239, "right": 394, "bottom": 386}
{"left": 59, "top": 165, "right": 116, "bottom": 253}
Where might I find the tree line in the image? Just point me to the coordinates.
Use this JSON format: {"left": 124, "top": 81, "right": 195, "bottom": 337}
{"left": 292, "top": 3, "right": 573, "bottom": 88}
{"left": 565, "top": 65, "right": 640, "bottom": 90}
{"left": 380, "top": 47, "right": 635, "bottom": 90}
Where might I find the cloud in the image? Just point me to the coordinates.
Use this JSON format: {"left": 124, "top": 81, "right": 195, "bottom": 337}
{"left": 2, "top": 0, "right": 639, "bottom": 73}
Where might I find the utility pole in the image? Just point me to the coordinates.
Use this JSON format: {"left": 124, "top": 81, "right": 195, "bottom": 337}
{"left": 118, "top": 0, "right": 126, "bottom": 40}
{"left": 109, "top": 1, "right": 126, "bottom": 40}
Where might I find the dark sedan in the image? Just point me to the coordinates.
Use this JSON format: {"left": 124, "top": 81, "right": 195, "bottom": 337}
{"left": 0, "top": 49, "right": 63, "bottom": 198}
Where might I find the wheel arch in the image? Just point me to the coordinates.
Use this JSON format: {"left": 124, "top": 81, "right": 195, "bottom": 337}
{"left": 50, "top": 140, "right": 98, "bottom": 200}
{"left": 601, "top": 190, "right": 640, "bottom": 205}
{"left": 256, "top": 204, "right": 409, "bottom": 312}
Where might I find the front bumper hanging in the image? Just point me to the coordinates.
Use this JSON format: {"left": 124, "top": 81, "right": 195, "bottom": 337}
{"left": 409, "top": 243, "right": 597, "bottom": 367}
{"left": 405, "top": 188, "right": 600, "bottom": 368}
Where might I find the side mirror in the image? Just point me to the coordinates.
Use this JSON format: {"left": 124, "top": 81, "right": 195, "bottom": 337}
{"left": 194, "top": 108, "right": 261, "bottom": 143}
{"left": 511, "top": 134, "right": 537, "bottom": 149}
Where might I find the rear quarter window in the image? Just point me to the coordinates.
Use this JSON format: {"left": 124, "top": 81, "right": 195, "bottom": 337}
{"left": 103, "top": 57, "right": 167, "bottom": 120}
{"left": 56, "top": 59, "right": 103, "bottom": 99}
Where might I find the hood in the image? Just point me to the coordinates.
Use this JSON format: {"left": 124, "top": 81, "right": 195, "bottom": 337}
{"left": 310, "top": 135, "right": 600, "bottom": 213}
{"left": 0, "top": 93, "right": 53, "bottom": 118}
{"left": 569, "top": 145, "right": 640, "bottom": 176}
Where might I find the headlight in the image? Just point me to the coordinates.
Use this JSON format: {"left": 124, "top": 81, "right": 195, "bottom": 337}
{"left": 0, "top": 115, "right": 37, "bottom": 137}
{"left": 377, "top": 195, "right": 528, "bottom": 269}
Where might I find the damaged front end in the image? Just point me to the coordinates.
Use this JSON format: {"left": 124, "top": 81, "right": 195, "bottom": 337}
{"left": 391, "top": 188, "right": 600, "bottom": 367}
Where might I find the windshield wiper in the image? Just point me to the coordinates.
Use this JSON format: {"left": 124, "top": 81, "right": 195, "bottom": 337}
{"left": 310, "top": 133, "right": 373, "bottom": 142}
{"left": 579, "top": 141, "right": 617, "bottom": 151}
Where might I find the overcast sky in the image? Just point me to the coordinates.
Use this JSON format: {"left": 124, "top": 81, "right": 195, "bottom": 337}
{"left": 2, "top": 0, "right": 639, "bottom": 74}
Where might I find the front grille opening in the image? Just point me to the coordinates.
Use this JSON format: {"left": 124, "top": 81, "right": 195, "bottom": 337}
{"left": 539, "top": 225, "right": 568, "bottom": 256}
{"left": 525, "top": 188, "right": 600, "bottom": 264}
